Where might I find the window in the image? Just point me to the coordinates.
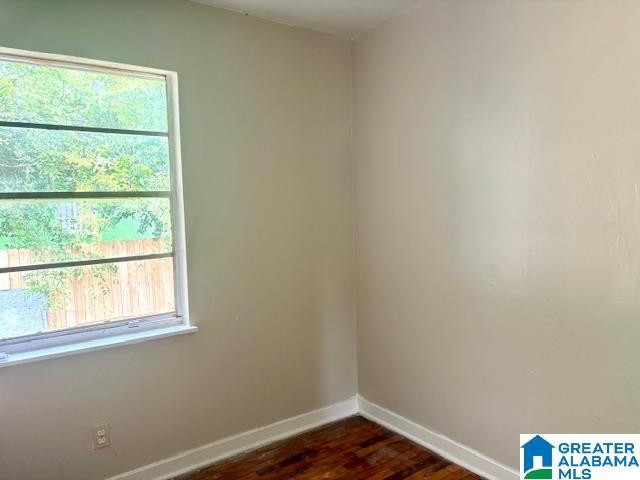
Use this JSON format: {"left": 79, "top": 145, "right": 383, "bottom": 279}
{"left": 0, "top": 48, "right": 192, "bottom": 364}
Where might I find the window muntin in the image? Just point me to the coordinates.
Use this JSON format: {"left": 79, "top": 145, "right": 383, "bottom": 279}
{"left": 0, "top": 52, "right": 187, "bottom": 346}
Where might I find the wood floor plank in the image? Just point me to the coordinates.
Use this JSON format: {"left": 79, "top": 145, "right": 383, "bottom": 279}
{"left": 174, "top": 416, "right": 484, "bottom": 480}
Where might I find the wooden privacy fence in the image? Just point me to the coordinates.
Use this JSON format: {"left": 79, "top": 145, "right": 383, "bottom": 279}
{"left": 0, "top": 239, "right": 175, "bottom": 331}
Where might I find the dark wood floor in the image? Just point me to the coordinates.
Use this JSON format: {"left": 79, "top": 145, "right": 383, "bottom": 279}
{"left": 176, "top": 415, "right": 483, "bottom": 480}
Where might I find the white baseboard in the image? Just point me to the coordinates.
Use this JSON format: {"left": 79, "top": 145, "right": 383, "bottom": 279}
{"left": 357, "top": 395, "right": 519, "bottom": 480}
{"left": 107, "top": 396, "right": 358, "bottom": 480}
{"left": 107, "top": 394, "right": 517, "bottom": 480}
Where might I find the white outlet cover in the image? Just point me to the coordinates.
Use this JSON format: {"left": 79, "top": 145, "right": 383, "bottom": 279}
{"left": 92, "top": 423, "right": 110, "bottom": 450}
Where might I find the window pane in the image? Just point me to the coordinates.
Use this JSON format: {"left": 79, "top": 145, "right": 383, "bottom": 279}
{"left": 0, "top": 257, "right": 175, "bottom": 338}
{"left": 0, "top": 60, "right": 167, "bottom": 132}
{"left": 0, "top": 198, "right": 171, "bottom": 268}
{"left": 0, "top": 126, "right": 170, "bottom": 192}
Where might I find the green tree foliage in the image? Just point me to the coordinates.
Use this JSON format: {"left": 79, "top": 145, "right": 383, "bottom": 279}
{"left": 0, "top": 60, "right": 172, "bottom": 308}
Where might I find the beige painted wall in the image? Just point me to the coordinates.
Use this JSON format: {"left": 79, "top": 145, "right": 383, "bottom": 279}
{"left": 0, "top": 1, "right": 355, "bottom": 479}
{"left": 355, "top": 0, "right": 640, "bottom": 470}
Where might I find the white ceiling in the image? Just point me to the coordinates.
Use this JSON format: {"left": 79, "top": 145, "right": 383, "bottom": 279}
{"left": 189, "top": 0, "right": 420, "bottom": 39}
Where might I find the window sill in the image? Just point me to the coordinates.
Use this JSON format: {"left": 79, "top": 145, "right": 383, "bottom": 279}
{"left": 0, "top": 324, "right": 197, "bottom": 368}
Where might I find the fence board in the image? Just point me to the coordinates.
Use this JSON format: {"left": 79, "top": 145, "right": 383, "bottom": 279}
{"left": 0, "top": 240, "right": 174, "bottom": 331}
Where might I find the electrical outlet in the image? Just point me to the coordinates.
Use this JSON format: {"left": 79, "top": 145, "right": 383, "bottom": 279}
{"left": 92, "top": 423, "right": 110, "bottom": 450}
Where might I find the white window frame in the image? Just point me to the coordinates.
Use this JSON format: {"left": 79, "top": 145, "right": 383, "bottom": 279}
{"left": 0, "top": 47, "right": 195, "bottom": 367}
